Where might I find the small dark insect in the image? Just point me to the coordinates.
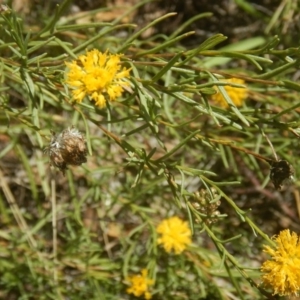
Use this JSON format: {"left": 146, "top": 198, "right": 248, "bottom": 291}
{"left": 44, "top": 126, "right": 87, "bottom": 175}
{"left": 270, "top": 160, "right": 294, "bottom": 190}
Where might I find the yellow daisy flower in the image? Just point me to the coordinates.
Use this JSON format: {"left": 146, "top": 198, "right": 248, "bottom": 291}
{"left": 211, "top": 78, "right": 247, "bottom": 108}
{"left": 156, "top": 216, "right": 192, "bottom": 254}
{"left": 261, "top": 229, "right": 300, "bottom": 297}
{"left": 65, "top": 49, "right": 131, "bottom": 108}
{"left": 126, "top": 269, "right": 154, "bottom": 300}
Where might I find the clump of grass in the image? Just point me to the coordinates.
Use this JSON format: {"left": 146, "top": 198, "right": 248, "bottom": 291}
{"left": 0, "top": 1, "right": 300, "bottom": 299}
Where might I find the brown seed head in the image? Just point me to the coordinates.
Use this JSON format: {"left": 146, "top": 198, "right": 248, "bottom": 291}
{"left": 270, "top": 160, "right": 294, "bottom": 190}
{"left": 44, "top": 126, "right": 87, "bottom": 174}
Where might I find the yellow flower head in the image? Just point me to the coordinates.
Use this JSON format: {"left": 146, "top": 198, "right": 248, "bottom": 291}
{"left": 126, "top": 269, "right": 154, "bottom": 300}
{"left": 156, "top": 216, "right": 192, "bottom": 254}
{"left": 65, "top": 49, "right": 131, "bottom": 108}
{"left": 261, "top": 229, "right": 300, "bottom": 297}
{"left": 211, "top": 78, "right": 247, "bottom": 108}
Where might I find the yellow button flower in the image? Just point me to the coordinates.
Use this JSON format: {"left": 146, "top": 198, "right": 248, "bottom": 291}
{"left": 126, "top": 269, "right": 154, "bottom": 299}
{"left": 65, "top": 49, "right": 131, "bottom": 108}
{"left": 156, "top": 216, "right": 192, "bottom": 254}
{"left": 261, "top": 229, "right": 300, "bottom": 297}
{"left": 211, "top": 78, "right": 247, "bottom": 108}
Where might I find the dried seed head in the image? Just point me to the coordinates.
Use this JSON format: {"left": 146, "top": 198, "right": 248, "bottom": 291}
{"left": 270, "top": 160, "right": 294, "bottom": 190}
{"left": 44, "top": 126, "right": 87, "bottom": 175}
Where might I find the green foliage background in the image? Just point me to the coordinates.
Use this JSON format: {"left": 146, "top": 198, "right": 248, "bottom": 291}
{"left": 0, "top": 0, "right": 299, "bottom": 299}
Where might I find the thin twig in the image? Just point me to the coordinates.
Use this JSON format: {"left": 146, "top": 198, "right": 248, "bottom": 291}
{"left": 51, "top": 175, "right": 58, "bottom": 283}
{"left": 263, "top": 133, "right": 278, "bottom": 161}
{"left": 0, "top": 168, "right": 37, "bottom": 249}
